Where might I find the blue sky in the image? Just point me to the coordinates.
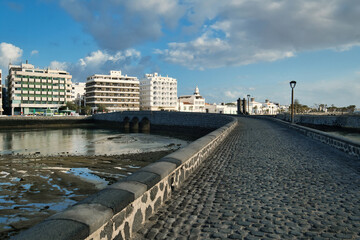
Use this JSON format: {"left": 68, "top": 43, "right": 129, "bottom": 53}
{"left": 1, "top": 0, "right": 359, "bottom": 107}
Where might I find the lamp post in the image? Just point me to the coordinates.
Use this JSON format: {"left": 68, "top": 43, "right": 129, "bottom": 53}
{"left": 289, "top": 81, "right": 296, "bottom": 124}
{"left": 247, "top": 94, "right": 250, "bottom": 115}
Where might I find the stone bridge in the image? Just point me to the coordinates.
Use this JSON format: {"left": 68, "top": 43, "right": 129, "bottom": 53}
{"left": 14, "top": 112, "right": 360, "bottom": 239}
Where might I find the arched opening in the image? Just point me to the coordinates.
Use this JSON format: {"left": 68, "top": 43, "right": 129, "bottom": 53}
{"left": 130, "top": 117, "right": 139, "bottom": 132}
{"left": 139, "top": 117, "right": 150, "bottom": 133}
{"left": 123, "top": 117, "right": 130, "bottom": 132}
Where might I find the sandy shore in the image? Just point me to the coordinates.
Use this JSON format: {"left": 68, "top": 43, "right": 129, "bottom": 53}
{"left": 0, "top": 150, "right": 175, "bottom": 239}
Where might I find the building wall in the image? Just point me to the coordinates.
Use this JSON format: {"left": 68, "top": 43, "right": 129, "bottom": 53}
{"left": 0, "top": 69, "right": 2, "bottom": 115}
{"left": 140, "top": 72, "right": 177, "bottom": 111}
{"left": 178, "top": 86, "right": 205, "bottom": 112}
{"left": 85, "top": 70, "right": 140, "bottom": 112}
{"left": 7, "top": 63, "right": 72, "bottom": 115}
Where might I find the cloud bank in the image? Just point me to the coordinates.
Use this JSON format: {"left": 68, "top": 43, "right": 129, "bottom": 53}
{"left": 59, "top": 0, "right": 360, "bottom": 70}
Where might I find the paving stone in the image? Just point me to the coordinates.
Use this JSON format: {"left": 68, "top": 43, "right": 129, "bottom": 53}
{"left": 132, "top": 118, "right": 360, "bottom": 240}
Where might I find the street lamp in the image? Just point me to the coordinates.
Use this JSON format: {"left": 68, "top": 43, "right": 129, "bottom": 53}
{"left": 289, "top": 81, "right": 296, "bottom": 124}
{"left": 247, "top": 94, "right": 250, "bottom": 115}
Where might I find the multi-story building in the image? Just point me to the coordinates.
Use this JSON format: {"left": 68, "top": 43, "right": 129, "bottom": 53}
{"left": 85, "top": 70, "right": 140, "bottom": 112}
{"left": 139, "top": 72, "right": 177, "bottom": 111}
{"left": 178, "top": 86, "right": 206, "bottom": 112}
{"left": 0, "top": 69, "right": 2, "bottom": 115}
{"left": 7, "top": 62, "right": 72, "bottom": 115}
{"left": 71, "top": 82, "right": 86, "bottom": 108}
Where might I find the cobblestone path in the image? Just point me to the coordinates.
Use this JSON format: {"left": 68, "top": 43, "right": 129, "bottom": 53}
{"left": 133, "top": 117, "right": 360, "bottom": 239}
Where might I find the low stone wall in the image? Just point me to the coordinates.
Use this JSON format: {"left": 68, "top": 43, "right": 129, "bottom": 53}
{"left": 14, "top": 112, "right": 237, "bottom": 240}
{"left": 0, "top": 116, "right": 91, "bottom": 128}
{"left": 276, "top": 113, "right": 360, "bottom": 129}
{"left": 268, "top": 117, "right": 360, "bottom": 159}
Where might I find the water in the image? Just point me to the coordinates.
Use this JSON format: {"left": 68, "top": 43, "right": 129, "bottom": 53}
{"left": 326, "top": 131, "right": 360, "bottom": 143}
{"left": 0, "top": 127, "right": 190, "bottom": 238}
{"left": 0, "top": 127, "right": 188, "bottom": 155}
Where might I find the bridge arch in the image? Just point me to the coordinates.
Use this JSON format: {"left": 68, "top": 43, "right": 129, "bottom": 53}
{"left": 139, "top": 117, "right": 150, "bottom": 132}
{"left": 123, "top": 117, "right": 130, "bottom": 131}
{"left": 130, "top": 117, "right": 139, "bottom": 132}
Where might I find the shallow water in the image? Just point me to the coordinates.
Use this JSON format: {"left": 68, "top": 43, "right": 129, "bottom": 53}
{"left": 326, "top": 131, "right": 360, "bottom": 143}
{"left": 0, "top": 128, "right": 188, "bottom": 155}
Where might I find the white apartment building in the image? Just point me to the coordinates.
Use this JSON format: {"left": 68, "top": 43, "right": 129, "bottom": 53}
{"left": 140, "top": 72, "right": 177, "bottom": 111}
{"left": 85, "top": 70, "right": 140, "bottom": 112}
{"left": 7, "top": 62, "right": 72, "bottom": 115}
{"left": 0, "top": 69, "right": 2, "bottom": 115}
{"left": 71, "top": 82, "right": 86, "bottom": 107}
{"left": 178, "top": 86, "right": 206, "bottom": 112}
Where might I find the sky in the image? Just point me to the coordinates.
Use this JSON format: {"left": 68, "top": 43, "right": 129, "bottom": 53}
{"left": 0, "top": 0, "right": 359, "bottom": 108}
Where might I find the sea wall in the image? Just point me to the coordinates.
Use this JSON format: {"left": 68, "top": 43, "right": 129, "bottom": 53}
{"left": 265, "top": 116, "right": 360, "bottom": 159}
{"left": 0, "top": 116, "right": 91, "bottom": 128}
{"left": 276, "top": 114, "right": 360, "bottom": 129}
{"left": 14, "top": 112, "right": 237, "bottom": 240}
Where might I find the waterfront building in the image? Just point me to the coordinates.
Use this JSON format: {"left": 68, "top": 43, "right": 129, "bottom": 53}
{"left": 139, "top": 72, "right": 177, "bottom": 111}
{"left": 85, "top": 70, "right": 140, "bottom": 113}
{"left": 7, "top": 62, "right": 73, "bottom": 115}
{"left": 0, "top": 69, "right": 2, "bottom": 115}
{"left": 71, "top": 82, "right": 86, "bottom": 108}
{"left": 247, "top": 98, "right": 281, "bottom": 115}
{"left": 178, "top": 86, "right": 205, "bottom": 112}
{"left": 205, "top": 103, "right": 237, "bottom": 114}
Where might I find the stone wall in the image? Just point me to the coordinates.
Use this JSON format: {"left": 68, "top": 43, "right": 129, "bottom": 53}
{"left": 14, "top": 112, "right": 237, "bottom": 240}
{"left": 268, "top": 117, "right": 360, "bottom": 159}
{"left": 0, "top": 116, "right": 91, "bottom": 128}
{"left": 276, "top": 114, "right": 360, "bottom": 129}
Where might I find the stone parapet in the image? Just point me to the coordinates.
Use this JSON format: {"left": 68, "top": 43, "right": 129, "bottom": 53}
{"left": 14, "top": 112, "right": 237, "bottom": 240}
{"left": 263, "top": 116, "right": 360, "bottom": 159}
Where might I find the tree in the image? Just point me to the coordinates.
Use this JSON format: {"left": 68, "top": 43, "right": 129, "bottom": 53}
{"left": 97, "top": 104, "right": 108, "bottom": 113}
{"left": 347, "top": 105, "right": 356, "bottom": 113}
{"left": 81, "top": 105, "right": 92, "bottom": 115}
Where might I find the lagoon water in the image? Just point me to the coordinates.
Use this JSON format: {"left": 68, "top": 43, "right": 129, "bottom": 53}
{"left": 0, "top": 127, "right": 188, "bottom": 155}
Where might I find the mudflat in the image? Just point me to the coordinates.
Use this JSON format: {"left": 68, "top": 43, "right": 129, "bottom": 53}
{"left": 0, "top": 150, "right": 174, "bottom": 239}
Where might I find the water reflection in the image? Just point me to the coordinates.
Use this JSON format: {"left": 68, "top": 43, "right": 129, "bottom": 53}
{"left": 0, "top": 128, "right": 188, "bottom": 155}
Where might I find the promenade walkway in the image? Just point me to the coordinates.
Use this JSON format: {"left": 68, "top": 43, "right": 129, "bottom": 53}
{"left": 133, "top": 117, "right": 360, "bottom": 239}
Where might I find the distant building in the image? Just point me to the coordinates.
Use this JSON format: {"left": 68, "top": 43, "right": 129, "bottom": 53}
{"left": 205, "top": 103, "right": 237, "bottom": 114}
{"left": 0, "top": 69, "right": 2, "bottom": 115}
{"left": 7, "top": 62, "right": 73, "bottom": 115}
{"left": 85, "top": 70, "right": 140, "bottom": 113}
{"left": 71, "top": 82, "right": 86, "bottom": 108}
{"left": 178, "top": 86, "right": 206, "bottom": 112}
{"left": 247, "top": 98, "right": 281, "bottom": 115}
{"left": 140, "top": 72, "right": 177, "bottom": 111}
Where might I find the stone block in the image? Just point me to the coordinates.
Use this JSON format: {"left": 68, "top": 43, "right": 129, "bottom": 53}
{"left": 77, "top": 189, "right": 134, "bottom": 213}
{"left": 125, "top": 171, "right": 161, "bottom": 189}
{"left": 13, "top": 219, "right": 89, "bottom": 240}
{"left": 107, "top": 181, "right": 147, "bottom": 199}
{"left": 140, "top": 162, "right": 177, "bottom": 179}
{"left": 49, "top": 203, "right": 113, "bottom": 234}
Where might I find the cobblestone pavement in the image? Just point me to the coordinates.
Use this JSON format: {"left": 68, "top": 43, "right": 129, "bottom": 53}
{"left": 133, "top": 117, "right": 360, "bottom": 239}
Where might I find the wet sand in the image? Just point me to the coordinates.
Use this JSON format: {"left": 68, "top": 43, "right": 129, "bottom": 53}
{"left": 0, "top": 150, "right": 174, "bottom": 239}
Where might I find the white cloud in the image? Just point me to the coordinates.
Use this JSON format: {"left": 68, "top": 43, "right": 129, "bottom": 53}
{"left": 50, "top": 49, "right": 151, "bottom": 82}
{"left": 49, "top": 61, "right": 68, "bottom": 70}
{"left": 59, "top": 0, "right": 185, "bottom": 50}
{"left": 157, "top": 0, "right": 360, "bottom": 69}
{"left": 31, "top": 50, "right": 39, "bottom": 56}
{"left": 0, "top": 42, "right": 23, "bottom": 67}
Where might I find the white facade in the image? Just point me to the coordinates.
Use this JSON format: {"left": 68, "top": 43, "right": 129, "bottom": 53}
{"left": 71, "top": 82, "right": 86, "bottom": 101}
{"left": 85, "top": 70, "right": 140, "bottom": 112}
{"left": 178, "top": 86, "right": 205, "bottom": 112}
{"left": 7, "top": 62, "right": 73, "bottom": 115}
{"left": 140, "top": 72, "right": 177, "bottom": 111}
{"left": 0, "top": 69, "right": 2, "bottom": 114}
{"left": 205, "top": 103, "right": 237, "bottom": 114}
{"left": 248, "top": 98, "right": 281, "bottom": 115}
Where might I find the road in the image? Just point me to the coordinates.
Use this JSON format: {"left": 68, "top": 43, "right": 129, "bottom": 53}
{"left": 133, "top": 117, "right": 360, "bottom": 239}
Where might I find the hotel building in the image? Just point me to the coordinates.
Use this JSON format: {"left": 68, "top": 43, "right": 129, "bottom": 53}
{"left": 85, "top": 70, "right": 140, "bottom": 112}
{"left": 7, "top": 62, "right": 72, "bottom": 115}
{"left": 139, "top": 72, "right": 177, "bottom": 111}
{"left": 71, "top": 82, "right": 86, "bottom": 108}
